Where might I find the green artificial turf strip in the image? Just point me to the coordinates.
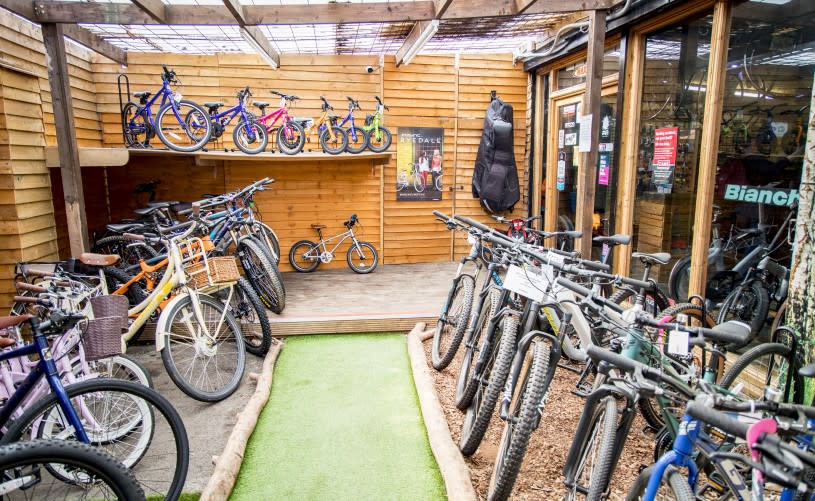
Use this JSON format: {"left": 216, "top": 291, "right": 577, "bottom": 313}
{"left": 230, "top": 334, "right": 446, "bottom": 501}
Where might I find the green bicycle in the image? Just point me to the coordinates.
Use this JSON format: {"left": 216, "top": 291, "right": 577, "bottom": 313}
{"left": 362, "top": 96, "right": 392, "bottom": 152}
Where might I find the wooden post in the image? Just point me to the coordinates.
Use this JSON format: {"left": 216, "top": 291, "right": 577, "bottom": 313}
{"left": 531, "top": 72, "right": 544, "bottom": 229}
{"left": 687, "top": 0, "right": 731, "bottom": 300}
{"left": 41, "top": 23, "right": 89, "bottom": 255}
{"left": 451, "top": 56, "right": 460, "bottom": 259}
{"left": 544, "top": 70, "right": 558, "bottom": 237}
{"left": 575, "top": 10, "right": 606, "bottom": 257}
{"left": 786, "top": 72, "right": 815, "bottom": 401}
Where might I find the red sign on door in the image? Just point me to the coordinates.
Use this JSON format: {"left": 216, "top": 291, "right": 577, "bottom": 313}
{"left": 651, "top": 127, "right": 678, "bottom": 193}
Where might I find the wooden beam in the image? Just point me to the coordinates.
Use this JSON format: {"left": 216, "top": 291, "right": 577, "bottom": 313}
{"left": 0, "top": 0, "right": 35, "bottom": 19}
{"left": 524, "top": 0, "right": 618, "bottom": 14}
{"left": 514, "top": 0, "right": 540, "bottom": 15}
{"left": 129, "top": 0, "right": 166, "bottom": 23}
{"left": 239, "top": 26, "right": 279, "bottom": 69}
{"left": 687, "top": 0, "right": 732, "bottom": 301}
{"left": 434, "top": 0, "right": 454, "bottom": 18}
{"left": 45, "top": 147, "right": 129, "bottom": 168}
{"left": 222, "top": 0, "right": 247, "bottom": 25}
{"left": 41, "top": 23, "right": 89, "bottom": 256}
{"left": 575, "top": 9, "right": 606, "bottom": 258}
{"left": 395, "top": 20, "right": 438, "bottom": 67}
{"left": 61, "top": 25, "right": 127, "bottom": 65}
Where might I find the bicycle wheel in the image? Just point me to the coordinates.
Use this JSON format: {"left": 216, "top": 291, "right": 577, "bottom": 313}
{"left": 770, "top": 299, "right": 787, "bottom": 333}
{"left": 716, "top": 281, "right": 769, "bottom": 341}
{"left": 488, "top": 339, "right": 550, "bottom": 501}
{"left": 345, "top": 127, "right": 368, "bottom": 153}
{"left": 319, "top": 126, "right": 348, "bottom": 155}
{"left": 288, "top": 240, "right": 321, "bottom": 272}
{"left": 252, "top": 221, "right": 281, "bottom": 265}
{"left": 413, "top": 174, "right": 426, "bottom": 193}
{"left": 455, "top": 288, "right": 502, "bottom": 410}
{"left": 219, "top": 277, "right": 272, "bottom": 357}
{"left": 94, "top": 235, "right": 159, "bottom": 270}
{"left": 346, "top": 241, "right": 378, "bottom": 274}
{"left": 0, "top": 439, "right": 145, "bottom": 501}
{"left": 719, "top": 342, "right": 796, "bottom": 401}
{"left": 431, "top": 274, "right": 475, "bottom": 371}
{"left": 459, "top": 314, "right": 518, "bottom": 456}
{"left": 155, "top": 100, "right": 212, "bottom": 152}
{"left": 1, "top": 379, "right": 188, "bottom": 501}
{"left": 367, "top": 125, "right": 392, "bottom": 152}
{"left": 122, "top": 103, "right": 152, "bottom": 149}
{"left": 396, "top": 171, "right": 409, "bottom": 192}
{"left": 92, "top": 354, "right": 153, "bottom": 388}
{"left": 103, "top": 266, "right": 148, "bottom": 307}
{"left": 238, "top": 237, "right": 286, "bottom": 313}
{"left": 565, "top": 395, "right": 618, "bottom": 501}
{"left": 233, "top": 119, "right": 269, "bottom": 155}
{"left": 160, "top": 293, "right": 246, "bottom": 402}
{"left": 435, "top": 174, "right": 443, "bottom": 191}
{"left": 624, "top": 464, "right": 694, "bottom": 501}
{"left": 276, "top": 121, "right": 305, "bottom": 155}
{"left": 667, "top": 256, "right": 692, "bottom": 302}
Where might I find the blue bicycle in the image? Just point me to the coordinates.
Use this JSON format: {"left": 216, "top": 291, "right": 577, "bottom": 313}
{"left": 189, "top": 86, "right": 268, "bottom": 155}
{"left": 339, "top": 97, "right": 369, "bottom": 153}
{"left": 121, "top": 65, "right": 212, "bottom": 152}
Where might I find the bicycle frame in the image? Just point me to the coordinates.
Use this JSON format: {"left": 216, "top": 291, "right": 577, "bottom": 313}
{"left": 126, "top": 79, "right": 180, "bottom": 133}
{"left": 338, "top": 109, "right": 361, "bottom": 141}
{"left": 207, "top": 102, "right": 259, "bottom": 142}
{"left": 256, "top": 101, "right": 295, "bottom": 134}
{"left": 314, "top": 227, "right": 358, "bottom": 257}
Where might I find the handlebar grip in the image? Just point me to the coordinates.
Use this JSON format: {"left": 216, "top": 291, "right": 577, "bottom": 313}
{"left": 122, "top": 233, "right": 146, "bottom": 242}
{"left": 586, "top": 345, "right": 647, "bottom": 375}
{"left": 686, "top": 401, "right": 749, "bottom": 438}
{"left": 555, "top": 277, "right": 592, "bottom": 297}
{"left": 696, "top": 321, "right": 752, "bottom": 347}
{"left": 453, "top": 215, "right": 512, "bottom": 241}
{"left": 20, "top": 269, "right": 54, "bottom": 278}
{"left": 432, "top": 210, "right": 450, "bottom": 220}
{"left": 15, "top": 282, "right": 46, "bottom": 293}
{"left": 192, "top": 202, "right": 200, "bottom": 218}
{"left": 14, "top": 295, "right": 44, "bottom": 304}
{"left": 579, "top": 259, "right": 611, "bottom": 272}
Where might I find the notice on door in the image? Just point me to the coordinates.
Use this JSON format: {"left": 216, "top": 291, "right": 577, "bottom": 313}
{"left": 651, "top": 127, "right": 678, "bottom": 194}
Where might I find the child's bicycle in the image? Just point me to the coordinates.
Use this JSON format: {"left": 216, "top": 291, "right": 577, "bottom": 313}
{"left": 362, "top": 96, "right": 392, "bottom": 152}
{"left": 189, "top": 86, "right": 268, "bottom": 154}
{"left": 254, "top": 91, "right": 306, "bottom": 155}
{"left": 288, "top": 214, "right": 379, "bottom": 274}
{"left": 300, "top": 96, "right": 348, "bottom": 155}
{"left": 338, "top": 97, "right": 368, "bottom": 153}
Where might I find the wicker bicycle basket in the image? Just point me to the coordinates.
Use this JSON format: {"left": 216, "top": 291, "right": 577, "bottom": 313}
{"left": 90, "top": 295, "right": 129, "bottom": 321}
{"left": 184, "top": 256, "right": 240, "bottom": 289}
{"left": 83, "top": 316, "right": 123, "bottom": 361}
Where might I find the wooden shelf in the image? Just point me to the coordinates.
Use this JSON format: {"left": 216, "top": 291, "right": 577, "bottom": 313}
{"left": 45, "top": 146, "right": 392, "bottom": 168}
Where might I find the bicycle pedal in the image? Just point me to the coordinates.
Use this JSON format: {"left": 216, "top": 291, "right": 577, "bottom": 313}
{"left": 570, "top": 387, "right": 592, "bottom": 398}
{"left": 640, "top": 424, "right": 659, "bottom": 437}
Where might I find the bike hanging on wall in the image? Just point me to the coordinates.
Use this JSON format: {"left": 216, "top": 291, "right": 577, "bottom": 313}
{"left": 119, "top": 66, "right": 213, "bottom": 152}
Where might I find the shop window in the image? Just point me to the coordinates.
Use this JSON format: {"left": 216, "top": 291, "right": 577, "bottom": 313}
{"left": 555, "top": 44, "right": 621, "bottom": 90}
{"left": 631, "top": 13, "right": 714, "bottom": 285}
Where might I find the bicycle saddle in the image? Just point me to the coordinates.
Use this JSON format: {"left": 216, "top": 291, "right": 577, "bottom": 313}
{"left": 106, "top": 222, "right": 145, "bottom": 233}
{"left": 734, "top": 226, "right": 764, "bottom": 236}
{"left": 145, "top": 201, "right": 177, "bottom": 209}
{"left": 631, "top": 252, "right": 670, "bottom": 265}
{"left": 79, "top": 253, "right": 121, "bottom": 267}
{"left": 133, "top": 91, "right": 150, "bottom": 98}
{"left": 709, "top": 320, "right": 751, "bottom": 347}
{"left": 799, "top": 363, "right": 815, "bottom": 378}
{"left": 253, "top": 101, "right": 269, "bottom": 111}
{"left": 204, "top": 102, "right": 224, "bottom": 113}
{"left": 0, "top": 315, "right": 30, "bottom": 330}
{"left": 592, "top": 234, "right": 631, "bottom": 246}
{"left": 311, "top": 224, "right": 326, "bottom": 229}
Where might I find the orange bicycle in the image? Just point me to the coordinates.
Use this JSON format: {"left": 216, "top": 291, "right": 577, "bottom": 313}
{"left": 301, "top": 96, "right": 348, "bottom": 154}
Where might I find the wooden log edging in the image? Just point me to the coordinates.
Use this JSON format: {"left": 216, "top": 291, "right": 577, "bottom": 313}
{"left": 406, "top": 323, "right": 478, "bottom": 501}
{"left": 200, "top": 341, "right": 284, "bottom": 501}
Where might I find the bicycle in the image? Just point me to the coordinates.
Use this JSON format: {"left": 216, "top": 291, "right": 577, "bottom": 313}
{"left": 339, "top": 97, "right": 369, "bottom": 153}
{"left": 362, "top": 96, "right": 392, "bottom": 152}
{"left": 121, "top": 65, "right": 212, "bottom": 152}
{"left": 189, "top": 86, "right": 268, "bottom": 154}
{"left": 397, "top": 162, "right": 427, "bottom": 193}
{"left": 254, "top": 91, "right": 306, "bottom": 155}
{"left": 299, "top": 96, "right": 348, "bottom": 154}
{"left": 288, "top": 214, "right": 379, "bottom": 274}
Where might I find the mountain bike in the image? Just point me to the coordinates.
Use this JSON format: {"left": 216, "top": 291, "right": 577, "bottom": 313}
{"left": 339, "top": 96, "right": 368, "bottom": 153}
{"left": 188, "top": 86, "right": 268, "bottom": 154}
{"left": 254, "top": 91, "right": 306, "bottom": 155}
{"left": 362, "top": 96, "right": 392, "bottom": 152}
{"left": 300, "top": 96, "right": 348, "bottom": 155}
{"left": 288, "top": 214, "right": 378, "bottom": 274}
{"left": 121, "top": 65, "right": 212, "bottom": 152}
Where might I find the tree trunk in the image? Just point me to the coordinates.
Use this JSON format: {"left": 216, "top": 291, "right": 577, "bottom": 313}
{"left": 786, "top": 72, "right": 815, "bottom": 403}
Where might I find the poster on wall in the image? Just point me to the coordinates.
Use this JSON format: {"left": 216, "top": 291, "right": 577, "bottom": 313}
{"left": 650, "top": 127, "right": 678, "bottom": 194}
{"left": 396, "top": 127, "right": 444, "bottom": 201}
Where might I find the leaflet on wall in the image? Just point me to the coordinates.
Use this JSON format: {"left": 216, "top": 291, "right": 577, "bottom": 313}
{"left": 598, "top": 150, "right": 611, "bottom": 186}
{"left": 578, "top": 114, "right": 593, "bottom": 153}
{"left": 650, "top": 127, "right": 678, "bottom": 194}
{"left": 396, "top": 127, "right": 444, "bottom": 201}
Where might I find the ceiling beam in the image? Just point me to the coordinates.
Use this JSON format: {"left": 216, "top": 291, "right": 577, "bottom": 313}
{"left": 62, "top": 24, "right": 127, "bottom": 65}
{"left": 433, "top": 0, "right": 454, "bottom": 18}
{"left": 222, "top": 0, "right": 248, "bottom": 25}
{"left": 513, "top": 0, "right": 540, "bottom": 15}
{"left": 523, "top": 0, "right": 618, "bottom": 15}
{"left": 0, "top": 0, "right": 34, "bottom": 19}
{"left": 239, "top": 26, "right": 279, "bottom": 69}
{"left": 129, "top": 0, "right": 166, "bottom": 23}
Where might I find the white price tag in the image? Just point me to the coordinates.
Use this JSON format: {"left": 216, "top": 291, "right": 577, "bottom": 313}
{"left": 173, "top": 91, "right": 182, "bottom": 103}
{"left": 503, "top": 265, "right": 547, "bottom": 302}
{"left": 542, "top": 250, "right": 565, "bottom": 284}
{"left": 667, "top": 330, "right": 689, "bottom": 356}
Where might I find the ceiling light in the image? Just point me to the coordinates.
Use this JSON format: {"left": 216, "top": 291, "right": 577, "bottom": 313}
{"left": 401, "top": 20, "right": 439, "bottom": 66}
{"left": 240, "top": 27, "right": 278, "bottom": 69}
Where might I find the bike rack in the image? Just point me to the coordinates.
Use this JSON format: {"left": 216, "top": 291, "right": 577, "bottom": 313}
{"left": 117, "top": 73, "right": 130, "bottom": 146}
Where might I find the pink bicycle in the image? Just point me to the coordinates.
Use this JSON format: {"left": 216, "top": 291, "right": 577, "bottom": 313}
{"left": 253, "top": 90, "right": 306, "bottom": 155}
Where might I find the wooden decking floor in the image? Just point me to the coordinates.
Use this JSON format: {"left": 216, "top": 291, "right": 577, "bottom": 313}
{"left": 271, "top": 262, "right": 457, "bottom": 335}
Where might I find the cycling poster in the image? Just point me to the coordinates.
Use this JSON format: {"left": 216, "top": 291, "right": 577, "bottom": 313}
{"left": 396, "top": 127, "right": 444, "bottom": 201}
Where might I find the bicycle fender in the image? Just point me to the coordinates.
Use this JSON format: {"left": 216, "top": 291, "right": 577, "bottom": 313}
{"left": 154, "top": 292, "right": 191, "bottom": 352}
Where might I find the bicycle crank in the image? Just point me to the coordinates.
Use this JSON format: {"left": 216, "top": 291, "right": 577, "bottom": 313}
{"left": 319, "top": 252, "right": 334, "bottom": 264}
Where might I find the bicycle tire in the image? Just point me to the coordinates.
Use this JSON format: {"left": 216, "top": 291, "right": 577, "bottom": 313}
{"left": 435, "top": 174, "right": 443, "bottom": 191}
{"left": 396, "top": 171, "right": 409, "bottom": 192}
{"left": 94, "top": 354, "right": 153, "bottom": 388}
{"left": 346, "top": 241, "right": 378, "bottom": 274}
{"left": 1, "top": 378, "right": 189, "bottom": 501}
{"left": 345, "top": 127, "right": 368, "bottom": 153}
{"left": 94, "top": 235, "right": 159, "bottom": 270}
{"left": 414, "top": 174, "right": 426, "bottom": 193}
{"left": 233, "top": 119, "right": 269, "bottom": 155}
{"left": 770, "top": 299, "right": 787, "bottom": 334}
{"left": 253, "top": 221, "right": 281, "bottom": 265}
{"left": 624, "top": 464, "right": 694, "bottom": 501}
{"left": 459, "top": 314, "right": 518, "bottom": 456}
{"left": 160, "top": 293, "right": 245, "bottom": 402}
{"left": 319, "top": 126, "right": 348, "bottom": 155}
{"left": 122, "top": 102, "right": 152, "bottom": 149}
{"left": 367, "top": 125, "right": 392, "bottom": 152}
{"left": 222, "top": 277, "right": 272, "bottom": 357}
{"left": 289, "top": 240, "right": 321, "bottom": 272}
{"left": 667, "top": 255, "right": 692, "bottom": 302}
{"left": 238, "top": 237, "right": 286, "bottom": 313}
{"left": 276, "top": 121, "right": 305, "bottom": 155}
{"left": 488, "top": 339, "right": 550, "bottom": 501}
{"left": 719, "top": 342, "right": 797, "bottom": 402}
{"left": 566, "top": 395, "right": 618, "bottom": 501}
{"left": 716, "top": 281, "right": 769, "bottom": 341}
{"left": 455, "top": 288, "right": 502, "bottom": 410}
{"left": 431, "top": 274, "right": 475, "bottom": 371}
{"left": 155, "top": 99, "right": 212, "bottom": 152}
{"left": 0, "top": 439, "right": 145, "bottom": 501}
{"left": 103, "top": 265, "right": 148, "bottom": 307}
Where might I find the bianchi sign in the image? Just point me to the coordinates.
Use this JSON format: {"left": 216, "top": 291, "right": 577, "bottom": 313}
{"left": 723, "top": 184, "right": 798, "bottom": 207}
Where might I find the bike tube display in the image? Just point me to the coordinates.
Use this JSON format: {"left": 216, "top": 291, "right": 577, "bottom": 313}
{"left": 396, "top": 127, "right": 444, "bottom": 201}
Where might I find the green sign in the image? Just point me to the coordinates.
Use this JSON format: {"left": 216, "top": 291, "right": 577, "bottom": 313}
{"left": 723, "top": 184, "right": 798, "bottom": 206}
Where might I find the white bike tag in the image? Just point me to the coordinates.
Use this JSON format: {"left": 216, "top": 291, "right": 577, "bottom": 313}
{"left": 667, "top": 329, "right": 689, "bottom": 356}
{"left": 467, "top": 233, "right": 477, "bottom": 245}
{"left": 504, "top": 264, "right": 546, "bottom": 302}
{"left": 173, "top": 91, "right": 182, "bottom": 103}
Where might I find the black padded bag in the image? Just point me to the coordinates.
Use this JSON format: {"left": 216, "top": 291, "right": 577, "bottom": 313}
{"left": 472, "top": 98, "right": 520, "bottom": 213}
